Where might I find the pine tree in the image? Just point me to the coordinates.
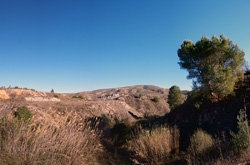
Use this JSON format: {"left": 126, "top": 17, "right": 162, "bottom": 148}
{"left": 168, "top": 85, "right": 182, "bottom": 110}
{"left": 231, "top": 109, "right": 250, "bottom": 151}
{"left": 178, "top": 34, "right": 245, "bottom": 100}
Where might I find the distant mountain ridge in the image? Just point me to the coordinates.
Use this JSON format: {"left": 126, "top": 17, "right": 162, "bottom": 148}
{"left": 79, "top": 85, "right": 169, "bottom": 97}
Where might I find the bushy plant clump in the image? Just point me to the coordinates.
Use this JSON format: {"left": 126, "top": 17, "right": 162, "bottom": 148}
{"left": 131, "top": 126, "right": 179, "bottom": 164}
{"left": 189, "top": 129, "right": 214, "bottom": 156}
{"left": 152, "top": 96, "right": 159, "bottom": 103}
{"left": 72, "top": 95, "right": 83, "bottom": 99}
{"left": 186, "top": 129, "right": 216, "bottom": 164}
{"left": 14, "top": 106, "right": 32, "bottom": 121}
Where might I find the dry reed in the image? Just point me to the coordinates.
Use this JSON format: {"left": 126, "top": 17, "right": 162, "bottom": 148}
{"left": 0, "top": 109, "right": 103, "bottom": 165}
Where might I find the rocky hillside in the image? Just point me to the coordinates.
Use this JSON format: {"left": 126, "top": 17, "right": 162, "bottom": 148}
{"left": 0, "top": 85, "right": 181, "bottom": 121}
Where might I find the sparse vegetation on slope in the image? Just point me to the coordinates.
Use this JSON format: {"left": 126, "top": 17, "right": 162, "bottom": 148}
{"left": 1, "top": 77, "right": 250, "bottom": 164}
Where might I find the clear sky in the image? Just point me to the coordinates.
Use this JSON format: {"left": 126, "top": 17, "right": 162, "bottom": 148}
{"left": 1, "top": 0, "right": 250, "bottom": 93}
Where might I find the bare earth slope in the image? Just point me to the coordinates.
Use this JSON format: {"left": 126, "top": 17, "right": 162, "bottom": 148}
{"left": 0, "top": 85, "right": 171, "bottom": 121}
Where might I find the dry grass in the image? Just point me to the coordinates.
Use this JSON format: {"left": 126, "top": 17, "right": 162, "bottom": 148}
{"left": 130, "top": 125, "right": 179, "bottom": 164}
{"left": 0, "top": 108, "right": 103, "bottom": 165}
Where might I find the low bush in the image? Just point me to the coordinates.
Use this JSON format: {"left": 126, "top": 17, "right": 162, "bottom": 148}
{"left": 131, "top": 126, "right": 179, "bottom": 164}
{"left": 152, "top": 96, "right": 159, "bottom": 102}
{"left": 14, "top": 106, "right": 32, "bottom": 121}
{"left": 54, "top": 95, "right": 59, "bottom": 98}
{"left": 187, "top": 129, "right": 215, "bottom": 163}
{"left": 72, "top": 95, "right": 84, "bottom": 99}
{"left": 189, "top": 129, "right": 214, "bottom": 156}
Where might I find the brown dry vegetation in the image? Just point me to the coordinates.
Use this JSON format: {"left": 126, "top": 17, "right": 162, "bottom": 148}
{"left": 0, "top": 85, "right": 176, "bottom": 164}
{"left": 0, "top": 109, "right": 103, "bottom": 165}
{"left": 130, "top": 126, "right": 179, "bottom": 164}
{"left": 1, "top": 80, "right": 250, "bottom": 164}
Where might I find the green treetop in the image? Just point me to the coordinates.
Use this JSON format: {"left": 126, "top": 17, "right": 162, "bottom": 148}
{"left": 168, "top": 85, "right": 182, "bottom": 110}
{"left": 178, "top": 34, "right": 245, "bottom": 100}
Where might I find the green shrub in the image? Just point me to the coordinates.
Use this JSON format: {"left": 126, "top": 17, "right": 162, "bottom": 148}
{"left": 231, "top": 109, "right": 250, "bottom": 151}
{"left": 189, "top": 129, "right": 214, "bottom": 156}
{"left": 72, "top": 95, "right": 83, "bottom": 99}
{"left": 14, "top": 106, "right": 32, "bottom": 121}
{"left": 152, "top": 96, "right": 159, "bottom": 102}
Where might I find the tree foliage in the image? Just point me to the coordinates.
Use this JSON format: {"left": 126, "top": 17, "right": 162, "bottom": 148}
{"left": 178, "top": 34, "right": 245, "bottom": 99}
{"left": 168, "top": 85, "right": 182, "bottom": 110}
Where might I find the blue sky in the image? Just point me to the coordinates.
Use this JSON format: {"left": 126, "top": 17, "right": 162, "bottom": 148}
{"left": 1, "top": 0, "right": 250, "bottom": 93}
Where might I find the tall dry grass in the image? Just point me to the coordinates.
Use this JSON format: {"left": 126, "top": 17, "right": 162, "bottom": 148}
{"left": 0, "top": 109, "right": 103, "bottom": 165}
{"left": 130, "top": 125, "right": 179, "bottom": 164}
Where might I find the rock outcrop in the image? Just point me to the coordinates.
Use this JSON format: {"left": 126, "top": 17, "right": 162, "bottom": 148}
{"left": 0, "top": 90, "right": 10, "bottom": 99}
